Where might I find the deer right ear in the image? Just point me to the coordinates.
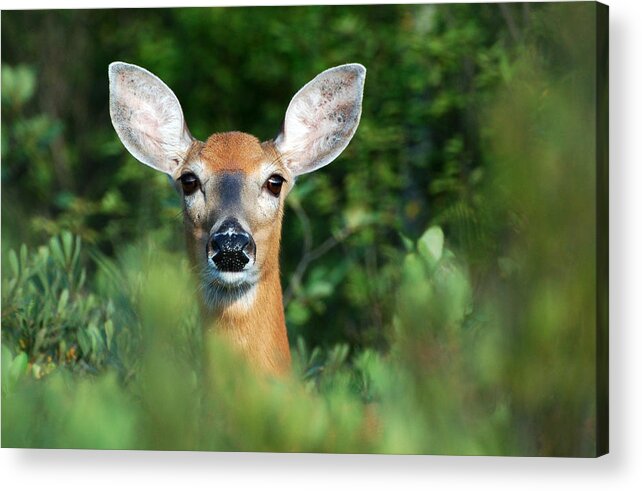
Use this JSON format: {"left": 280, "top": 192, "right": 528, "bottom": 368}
{"left": 274, "top": 64, "right": 366, "bottom": 176}
{"left": 109, "top": 62, "right": 194, "bottom": 175}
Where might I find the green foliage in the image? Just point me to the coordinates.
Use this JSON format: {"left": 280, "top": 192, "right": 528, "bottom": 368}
{"left": 2, "top": 233, "right": 121, "bottom": 376}
{"left": 2, "top": 235, "right": 477, "bottom": 454}
{"left": 1, "top": 3, "right": 601, "bottom": 456}
{"left": 1, "top": 3, "right": 525, "bottom": 346}
{"left": 1, "top": 64, "right": 64, "bottom": 247}
{"left": 475, "top": 4, "right": 600, "bottom": 456}
{"left": 1, "top": 346, "right": 29, "bottom": 396}
{"left": 2, "top": 370, "right": 138, "bottom": 450}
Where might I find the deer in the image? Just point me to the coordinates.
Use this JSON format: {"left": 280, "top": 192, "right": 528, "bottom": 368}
{"left": 108, "top": 61, "right": 365, "bottom": 376}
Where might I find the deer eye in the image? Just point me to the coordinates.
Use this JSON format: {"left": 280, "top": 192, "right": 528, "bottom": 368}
{"left": 179, "top": 172, "right": 199, "bottom": 195}
{"left": 265, "top": 175, "right": 285, "bottom": 197}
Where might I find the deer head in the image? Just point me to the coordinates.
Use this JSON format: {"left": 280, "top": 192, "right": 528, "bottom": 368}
{"left": 109, "top": 61, "right": 365, "bottom": 374}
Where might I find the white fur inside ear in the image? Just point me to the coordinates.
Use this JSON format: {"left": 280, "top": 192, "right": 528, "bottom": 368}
{"left": 109, "top": 62, "right": 193, "bottom": 174}
{"left": 275, "top": 63, "right": 366, "bottom": 176}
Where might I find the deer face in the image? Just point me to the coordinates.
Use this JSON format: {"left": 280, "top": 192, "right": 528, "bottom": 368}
{"left": 174, "top": 132, "right": 292, "bottom": 307}
{"left": 109, "top": 62, "right": 365, "bottom": 311}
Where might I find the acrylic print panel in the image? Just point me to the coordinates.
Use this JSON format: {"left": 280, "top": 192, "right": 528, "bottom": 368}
{"left": 0, "top": 1, "right": 608, "bottom": 456}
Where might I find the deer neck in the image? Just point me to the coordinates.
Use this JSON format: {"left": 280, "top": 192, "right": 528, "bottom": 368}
{"left": 200, "top": 259, "right": 291, "bottom": 375}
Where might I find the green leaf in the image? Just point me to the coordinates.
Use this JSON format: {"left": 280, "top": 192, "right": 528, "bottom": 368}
{"left": 8, "top": 250, "right": 19, "bottom": 278}
{"left": 306, "top": 280, "right": 333, "bottom": 299}
{"left": 72, "top": 235, "right": 82, "bottom": 270}
{"left": 33, "top": 328, "right": 48, "bottom": 354}
{"left": 417, "top": 226, "right": 444, "bottom": 267}
{"left": 399, "top": 232, "right": 415, "bottom": 252}
{"left": 9, "top": 352, "right": 29, "bottom": 385}
{"left": 402, "top": 253, "right": 426, "bottom": 285}
{"left": 435, "top": 262, "right": 471, "bottom": 325}
{"left": 20, "top": 244, "right": 28, "bottom": 272}
{"left": 57, "top": 288, "right": 69, "bottom": 314}
{"left": 104, "top": 320, "right": 114, "bottom": 351}
{"left": 286, "top": 300, "right": 310, "bottom": 326}
{"left": 61, "top": 231, "right": 74, "bottom": 266}
{"left": 2, "top": 345, "right": 15, "bottom": 394}
{"left": 77, "top": 329, "right": 91, "bottom": 356}
{"left": 1, "top": 65, "right": 36, "bottom": 107}
{"left": 49, "top": 235, "right": 65, "bottom": 268}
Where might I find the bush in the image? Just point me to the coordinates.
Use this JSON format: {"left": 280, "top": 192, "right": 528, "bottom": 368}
{"left": 1, "top": 3, "right": 602, "bottom": 456}
{"left": 2, "top": 233, "right": 119, "bottom": 376}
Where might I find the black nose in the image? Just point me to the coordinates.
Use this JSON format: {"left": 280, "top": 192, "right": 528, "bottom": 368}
{"left": 208, "top": 219, "right": 256, "bottom": 272}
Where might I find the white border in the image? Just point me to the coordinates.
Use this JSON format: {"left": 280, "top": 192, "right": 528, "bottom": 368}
{"left": 1, "top": 0, "right": 641, "bottom": 490}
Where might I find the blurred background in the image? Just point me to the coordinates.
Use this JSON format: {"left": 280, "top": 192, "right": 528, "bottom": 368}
{"left": 1, "top": 3, "right": 606, "bottom": 456}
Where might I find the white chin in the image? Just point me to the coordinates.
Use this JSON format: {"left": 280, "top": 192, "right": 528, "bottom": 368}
{"left": 202, "top": 269, "right": 258, "bottom": 311}
{"left": 215, "top": 271, "right": 251, "bottom": 288}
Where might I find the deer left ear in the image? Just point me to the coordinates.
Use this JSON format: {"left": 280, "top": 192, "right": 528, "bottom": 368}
{"left": 109, "top": 62, "right": 194, "bottom": 175}
{"left": 274, "top": 64, "right": 366, "bottom": 176}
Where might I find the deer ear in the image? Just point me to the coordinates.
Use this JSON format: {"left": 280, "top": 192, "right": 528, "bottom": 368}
{"left": 109, "top": 62, "right": 194, "bottom": 175}
{"left": 274, "top": 64, "right": 365, "bottom": 176}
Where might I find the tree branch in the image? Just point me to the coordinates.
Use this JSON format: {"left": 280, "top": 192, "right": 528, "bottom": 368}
{"left": 283, "top": 205, "right": 357, "bottom": 307}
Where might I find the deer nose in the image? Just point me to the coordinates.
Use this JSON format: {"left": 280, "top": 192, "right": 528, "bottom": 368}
{"left": 208, "top": 219, "right": 256, "bottom": 272}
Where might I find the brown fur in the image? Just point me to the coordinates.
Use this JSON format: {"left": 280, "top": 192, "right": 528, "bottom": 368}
{"left": 203, "top": 267, "right": 291, "bottom": 375}
{"left": 200, "top": 132, "right": 270, "bottom": 173}
{"left": 183, "top": 132, "right": 292, "bottom": 376}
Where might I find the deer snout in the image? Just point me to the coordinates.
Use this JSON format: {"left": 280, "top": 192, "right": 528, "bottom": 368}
{"left": 208, "top": 218, "right": 256, "bottom": 273}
